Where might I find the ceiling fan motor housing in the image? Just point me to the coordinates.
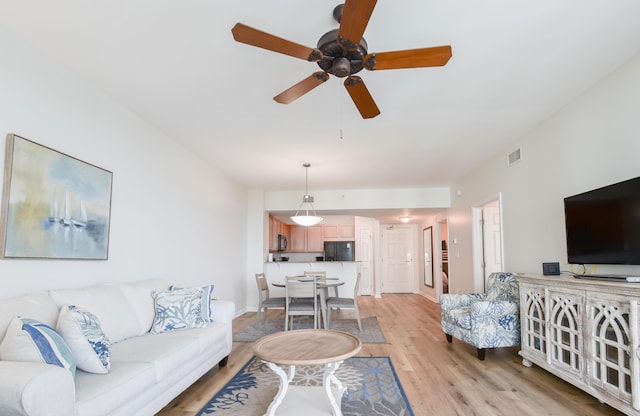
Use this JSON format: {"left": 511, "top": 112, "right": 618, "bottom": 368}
{"left": 317, "top": 29, "right": 368, "bottom": 77}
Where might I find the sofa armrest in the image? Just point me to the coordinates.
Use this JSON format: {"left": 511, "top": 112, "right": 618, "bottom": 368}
{"left": 0, "top": 361, "right": 75, "bottom": 416}
{"left": 211, "top": 300, "right": 235, "bottom": 324}
{"left": 471, "top": 300, "right": 519, "bottom": 318}
{"left": 439, "top": 293, "right": 483, "bottom": 311}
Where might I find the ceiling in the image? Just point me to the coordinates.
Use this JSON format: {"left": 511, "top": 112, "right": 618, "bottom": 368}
{"left": 1, "top": 1, "right": 640, "bottom": 221}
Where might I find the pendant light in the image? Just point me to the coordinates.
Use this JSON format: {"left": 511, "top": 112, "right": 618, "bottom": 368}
{"left": 291, "top": 163, "right": 323, "bottom": 226}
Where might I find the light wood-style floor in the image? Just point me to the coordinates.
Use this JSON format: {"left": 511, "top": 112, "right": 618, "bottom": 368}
{"left": 158, "top": 294, "right": 623, "bottom": 416}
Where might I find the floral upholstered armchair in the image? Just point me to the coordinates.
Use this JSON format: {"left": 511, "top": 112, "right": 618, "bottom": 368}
{"left": 439, "top": 272, "right": 520, "bottom": 360}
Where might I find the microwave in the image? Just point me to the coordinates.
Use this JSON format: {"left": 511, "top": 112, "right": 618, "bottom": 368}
{"left": 277, "top": 234, "right": 288, "bottom": 251}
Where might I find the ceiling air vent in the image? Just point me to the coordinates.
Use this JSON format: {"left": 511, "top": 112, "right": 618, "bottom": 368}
{"left": 507, "top": 148, "right": 522, "bottom": 167}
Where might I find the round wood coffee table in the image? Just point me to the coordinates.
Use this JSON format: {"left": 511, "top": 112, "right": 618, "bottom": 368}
{"left": 253, "top": 329, "right": 362, "bottom": 416}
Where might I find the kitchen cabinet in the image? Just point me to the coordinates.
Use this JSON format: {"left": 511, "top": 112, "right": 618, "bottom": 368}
{"left": 518, "top": 274, "right": 640, "bottom": 415}
{"left": 268, "top": 216, "right": 289, "bottom": 252}
{"left": 307, "top": 226, "right": 323, "bottom": 251}
{"left": 290, "top": 225, "right": 323, "bottom": 252}
{"left": 323, "top": 224, "right": 355, "bottom": 240}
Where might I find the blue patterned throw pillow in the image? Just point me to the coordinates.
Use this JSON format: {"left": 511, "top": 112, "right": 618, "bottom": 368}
{"left": 57, "top": 305, "right": 111, "bottom": 374}
{"left": 151, "top": 287, "right": 209, "bottom": 334}
{"left": 0, "top": 317, "right": 76, "bottom": 377}
{"left": 168, "top": 284, "right": 215, "bottom": 322}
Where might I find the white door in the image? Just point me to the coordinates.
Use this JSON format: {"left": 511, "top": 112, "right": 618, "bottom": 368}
{"left": 482, "top": 200, "right": 503, "bottom": 290}
{"left": 381, "top": 225, "right": 414, "bottom": 293}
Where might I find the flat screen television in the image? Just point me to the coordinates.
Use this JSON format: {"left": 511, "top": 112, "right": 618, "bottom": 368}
{"left": 564, "top": 176, "right": 640, "bottom": 265}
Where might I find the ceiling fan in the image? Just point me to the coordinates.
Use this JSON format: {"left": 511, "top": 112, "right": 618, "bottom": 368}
{"left": 231, "top": 0, "right": 452, "bottom": 119}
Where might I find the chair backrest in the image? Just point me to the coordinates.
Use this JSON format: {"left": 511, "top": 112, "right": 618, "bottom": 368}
{"left": 255, "top": 273, "right": 269, "bottom": 301}
{"left": 304, "top": 270, "right": 326, "bottom": 283}
{"left": 485, "top": 272, "right": 519, "bottom": 303}
{"left": 353, "top": 272, "right": 361, "bottom": 297}
{"left": 286, "top": 276, "right": 317, "bottom": 300}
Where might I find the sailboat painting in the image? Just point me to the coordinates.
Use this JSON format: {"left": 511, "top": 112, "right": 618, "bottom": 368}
{"left": 1, "top": 134, "right": 112, "bottom": 259}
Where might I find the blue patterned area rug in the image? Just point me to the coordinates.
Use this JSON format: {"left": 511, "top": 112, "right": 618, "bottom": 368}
{"left": 196, "top": 356, "right": 413, "bottom": 416}
{"left": 233, "top": 316, "right": 387, "bottom": 344}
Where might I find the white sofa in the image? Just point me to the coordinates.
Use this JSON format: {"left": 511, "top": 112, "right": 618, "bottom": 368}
{"left": 0, "top": 279, "right": 235, "bottom": 416}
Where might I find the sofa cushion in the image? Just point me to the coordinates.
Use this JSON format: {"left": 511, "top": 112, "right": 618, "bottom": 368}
{"left": 112, "top": 279, "right": 167, "bottom": 335}
{"left": 57, "top": 305, "right": 111, "bottom": 374}
{"left": 75, "top": 361, "right": 156, "bottom": 416}
{"left": 165, "top": 322, "right": 228, "bottom": 354}
{"left": 0, "top": 317, "right": 76, "bottom": 377}
{"left": 150, "top": 287, "right": 209, "bottom": 334}
{"left": 50, "top": 285, "right": 140, "bottom": 343}
{"left": 110, "top": 333, "right": 200, "bottom": 380}
{"left": 0, "top": 291, "right": 59, "bottom": 342}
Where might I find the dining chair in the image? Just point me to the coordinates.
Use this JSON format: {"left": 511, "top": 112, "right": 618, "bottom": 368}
{"left": 255, "top": 273, "right": 286, "bottom": 327}
{"left": 326, "top": 272, "right": 362, "bottom": 331}
{"left": 304, "top": 270, "right": 338, "bottom": 296}
{"left": 285, "top": 276, "right": 318, "bottom": 330}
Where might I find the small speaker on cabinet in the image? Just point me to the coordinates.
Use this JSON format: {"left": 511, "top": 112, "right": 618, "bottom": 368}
{"left": 542, "top": 262, "right": 560, "bottom": 275}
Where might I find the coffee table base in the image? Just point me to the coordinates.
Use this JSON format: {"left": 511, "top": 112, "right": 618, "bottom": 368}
{"left": 263, "top": 361, "right": 346, "bottom": 416}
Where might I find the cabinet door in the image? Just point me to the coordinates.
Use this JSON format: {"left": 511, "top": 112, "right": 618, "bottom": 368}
{"left": 585, "top": 296, "right": 634, "bottom": 405}
{"left": 520, "top": 283, "right": 547, "bottom": 361}
{"left": 339, "top": 224, "right": 355, "bottom": 238}
{"left": 323, "top": 225, "right": 338, "bottom": 239}
{"left": 280, "top": 222, "right": 290, "bottom": 242}
{"left": 269, "top": 216, "right": 276, "bottom": 251}
{"left": 306, "top": 226, "right": 323, "bottom": 251}
{"left": 548, "top": 288, "right": 584, "bottom": 380}
{"left": 290, "top": 226, "right": 306, "bottom": 252}
{"left": 324, "top": 224, "right": 355, "bottom": 240}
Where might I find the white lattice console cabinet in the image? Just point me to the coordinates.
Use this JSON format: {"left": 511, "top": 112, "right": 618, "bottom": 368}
{"left": 517, "top": 274, "right": 640, "bottom": 415}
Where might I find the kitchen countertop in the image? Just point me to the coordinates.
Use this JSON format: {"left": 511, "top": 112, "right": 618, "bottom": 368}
{"left": 266, "top": 261, "right": 358, "bottom": 263}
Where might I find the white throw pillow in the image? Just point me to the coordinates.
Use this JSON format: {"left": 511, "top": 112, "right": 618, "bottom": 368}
{"left": 150, "top": 287, "right": 209, "bottom": 334}
{"left": 57, "top": 305, "right": 111, "bottom": 374}
{"left": 0, "top": 317, "right": 76, "bottom": 377}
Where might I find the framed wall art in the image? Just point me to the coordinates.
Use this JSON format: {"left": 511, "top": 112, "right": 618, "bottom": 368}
{"left": 0, "top": 134, "right": 113, "bottom": 259}
{"left": 423, "top": 226, "right": 434, "bottom": 287}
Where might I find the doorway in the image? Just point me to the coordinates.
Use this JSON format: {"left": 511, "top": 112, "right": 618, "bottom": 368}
{"left": 472, "top": 196, "right": 504, "bottom": 292}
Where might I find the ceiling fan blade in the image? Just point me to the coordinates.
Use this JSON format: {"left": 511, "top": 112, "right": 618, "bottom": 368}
{"left": 274, "top": 72, "right": 330, "bottom": 104}
{"left": 364, "top": 45, "right": 452, "bottom": 70}
{"left": 232, "top": 23, "right": 322, "bottom": 62}
{"left": 344, "top": 76, "right": 380, "bottom": 119}
{"left": 337, "top": 0, "right": 377, "bottom": 50}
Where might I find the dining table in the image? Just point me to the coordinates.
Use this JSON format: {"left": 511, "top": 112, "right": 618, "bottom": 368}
{"left": 273, "top": 277, "right": 345, "bottom": 329}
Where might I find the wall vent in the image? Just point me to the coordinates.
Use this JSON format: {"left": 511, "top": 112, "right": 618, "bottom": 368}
{"left": 507, "top": 148, "right": 522, "bottom": 167}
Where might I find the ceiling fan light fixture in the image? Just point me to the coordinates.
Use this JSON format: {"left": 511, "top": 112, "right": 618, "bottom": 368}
{"left": 332, "top": 57, "right": 351, "bottom": 78}
{"left": 291, "top": 164, "right": 324, "bottom": 227}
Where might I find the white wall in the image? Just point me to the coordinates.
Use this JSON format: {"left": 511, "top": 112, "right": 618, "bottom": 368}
{"left": 265, "top": 187, "right": 450, "bottom": 212}
{"left": 448, "top": 52, "right": 640, "bottom": 293}
{"left": 0, "top": 25, "right": 248, "bottom": 310}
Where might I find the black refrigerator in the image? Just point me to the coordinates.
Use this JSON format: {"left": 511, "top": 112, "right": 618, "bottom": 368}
{"left": 323, "top": 241, "right": 355, "bottom": 261}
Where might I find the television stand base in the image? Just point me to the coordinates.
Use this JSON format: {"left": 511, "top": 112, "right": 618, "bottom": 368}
{"left": 576, "top": 274, "right": 640, "bottom": 283}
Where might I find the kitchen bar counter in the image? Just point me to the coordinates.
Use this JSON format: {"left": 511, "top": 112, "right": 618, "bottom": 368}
{"left": 264, "top": 261, "right": 359, "bottom": 299}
